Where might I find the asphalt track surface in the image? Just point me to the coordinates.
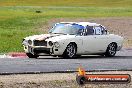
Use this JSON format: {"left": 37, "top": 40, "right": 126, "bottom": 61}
{"left": 0, "top": 48, "right": 132, "bottom": 74}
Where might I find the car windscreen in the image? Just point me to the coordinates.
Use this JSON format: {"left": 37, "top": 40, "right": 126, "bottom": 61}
{"left": 49, "top": 23, "right": 84, "bottom": 35}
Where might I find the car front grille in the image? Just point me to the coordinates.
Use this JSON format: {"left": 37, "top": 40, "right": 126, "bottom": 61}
{"left": 34, "top": 40, "right": 47, "bottom": 46}
{"left": 34, "top": 48, "right": 50, "bottom": 54}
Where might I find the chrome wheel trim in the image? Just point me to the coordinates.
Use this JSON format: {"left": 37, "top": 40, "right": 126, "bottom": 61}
{"left": 66, "top": 44, "right": 76, "bottom": 58}
{"left": 108, "top": 43, "right": 116, "bottom": 56}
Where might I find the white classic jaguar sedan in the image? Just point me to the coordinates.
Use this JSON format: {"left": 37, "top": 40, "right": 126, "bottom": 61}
{"left": 22, "top": 22, "right": 123, "bottom": 58}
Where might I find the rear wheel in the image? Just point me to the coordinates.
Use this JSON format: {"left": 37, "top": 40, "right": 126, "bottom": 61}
{"left": 105, "top": 43, "right": 117, "bottom": 57}
{"left": 63, "top": 43, "right": 77, "bottom": 58}
{"left": 26, "top": 53, "right": 39, "bottom": 58}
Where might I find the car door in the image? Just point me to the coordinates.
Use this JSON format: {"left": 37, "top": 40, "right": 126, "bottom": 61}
{"left": 82, "top": 35, "right": 98, "bottom": 54}
{"left": 82, "top": 25, "right": 109, "bottom": 54}
{"left": 81, "top": 26, "right": 98, "bottom": 54}
{"left": 92, "top": 26, "right": 109, "bottom": 53}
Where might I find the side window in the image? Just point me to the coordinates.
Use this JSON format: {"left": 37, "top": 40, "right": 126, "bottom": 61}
{"left": 85, "top": 26, "right": 94, "bottom": 35}
{"left": 101, "top": 26, "right": 107, "bottom": 35}
{"left": 79, "top": 26, "right": 94, "bottom": 36}
{"left": 94, "top": 26, "right": 102, "bottom": 35}
{"left": 77, "top": 25, "right": 85, "bottom": 36}
{"left": 79, "top": 29, "right": 86, "bottom": 36}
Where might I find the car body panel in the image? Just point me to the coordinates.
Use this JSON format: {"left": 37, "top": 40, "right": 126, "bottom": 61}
{"left": 22, "top": 22, "right": 123, "bottom": 57}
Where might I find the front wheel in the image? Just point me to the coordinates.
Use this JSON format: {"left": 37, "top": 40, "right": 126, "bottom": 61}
{"left": 105, "top": 43, "right": 117, "bottom": 57}
{"left": 26, "top": 53, "right": 39, "bottom": 58}
{"left": 63, "top": 43, "right": 77, "bottom": 58}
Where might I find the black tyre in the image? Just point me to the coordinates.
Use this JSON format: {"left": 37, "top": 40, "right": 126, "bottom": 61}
{"left": 63, "top": 43, "right": 77, "bottom": 58}
{"left": 76, "top": 75, "right": 86, "bottom": 85}
{"left": 52, "top": 55, "right": 58, "bottom": 57}
{"left": 105, "top": 43, "right": 117, "bottom": 57}
{"left": 76, "top": 55, "right": 81, "bottom": 58}
{"left": 26, "top": 53, "right": 39, "bottom": 58}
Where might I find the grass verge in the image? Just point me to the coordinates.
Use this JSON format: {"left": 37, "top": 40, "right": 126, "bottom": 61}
{"left": 0, "top": 6, "right": 132, "bottom": 52}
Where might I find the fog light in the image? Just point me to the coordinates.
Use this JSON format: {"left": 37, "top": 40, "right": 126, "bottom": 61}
{"left": 24, "top": 46, "right": 27, "bottom": 49}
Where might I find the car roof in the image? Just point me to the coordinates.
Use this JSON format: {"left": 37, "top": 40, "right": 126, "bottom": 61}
{"left": 59, "top": 22, "right": 101, "bottom": 26}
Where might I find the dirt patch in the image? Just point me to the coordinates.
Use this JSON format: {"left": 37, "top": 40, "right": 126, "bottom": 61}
{"left": 0, "top": 71, "right": 132, "bottom": 88}
{"left": 40, "top": 17, "right": 132, "bottom": 47}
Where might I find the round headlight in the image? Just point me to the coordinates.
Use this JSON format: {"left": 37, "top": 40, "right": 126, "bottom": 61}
{"left": 49, "top": 41, "right": 53, "bottom": 46}
{"left": 28, "top": 40, "right": 32, "bottom": 45}
{"left": 54, "top": 42, "right": 60, "bottom": 48}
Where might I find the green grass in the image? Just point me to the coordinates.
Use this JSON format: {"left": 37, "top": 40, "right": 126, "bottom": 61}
{"left": 0, "top": 7, "right": 48, "bottom": 52}
{"left": 0, "top": 0, "right": 132, "bottom": 7}
{"left": 0, "top": 0, "right": 132, "bottom": 53}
